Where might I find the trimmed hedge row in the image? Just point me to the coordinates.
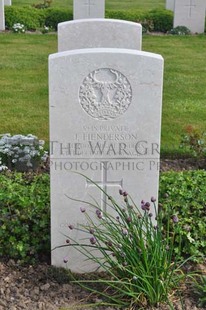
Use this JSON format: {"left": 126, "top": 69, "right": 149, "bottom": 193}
{"left": 5, "top": 7, "right": 173, "bottom": 32}
{"left": 5, "top": 6, "right": 71, "bottom": 30}
{"left": 0, "top": 172, "right": 50, "bottom": 263}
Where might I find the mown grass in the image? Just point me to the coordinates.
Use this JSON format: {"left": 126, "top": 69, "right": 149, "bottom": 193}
{"left": 0, "top": 33, "right": 206, "bottom": 156}
{"left": 12, "top": 0, "right": 165, "bottom": 11}
{"left": 0, "top": 33, "right": 56, "bottom": 142}
{"left": 143, "top": 34, "right": 206, "bottom": 156}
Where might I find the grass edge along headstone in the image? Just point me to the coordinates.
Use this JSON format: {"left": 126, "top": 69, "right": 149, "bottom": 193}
{"left": 73, "top": 0, "right": 105, "bottom": 20}
{"left": 174, "top": 0, "right": 206, "bottom": 33}
{"left": 0, "top": 0, "right": 5, "bottom": 31}
{"left": 58, "top": 19, "right": 142, "bottom": 52}
{"left": 49, "top": 48, "right": 164, "bottom": 273}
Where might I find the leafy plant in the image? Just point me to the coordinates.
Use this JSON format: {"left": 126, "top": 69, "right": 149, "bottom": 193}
{"left": 12, "top": 23, "right": 26, "bottom": 33}
{"left": 44, "top": 8, "right": 72, "bottom": 30}
{"left": 180, "top": 125, "right": 206, "bottom": 158}
{"left": 0, "top": 169, "right": 204, "bottom": 267}
{"left": 159, "top": 170, "right": 206, "bottom": 262}
{"left": 0, "top": 133, "right": 48, "bottom": 172}
{"left": 169, "top": 26, "right": 191, "bottom": 35}
{"left": 59, "top": 179, "right": 192, "bottom": 308}
{"left": 194, "top": 276, "right": 206, "bottom": 307}
{"left": 0, "top": 172, "right": 50, "bottom": 263}
{"left": 41, "top": 25, "right": 50, "bottom": 34}
{"left": 5, "top": 6, "right": 46, "bottom": 30}
{"left": 146, "top": 9, "right": 173, "bottom": 32}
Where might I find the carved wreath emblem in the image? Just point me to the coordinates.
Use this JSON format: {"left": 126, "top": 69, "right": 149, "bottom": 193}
{"left": 79, "top": 68, "right": 132, "bottom": 120}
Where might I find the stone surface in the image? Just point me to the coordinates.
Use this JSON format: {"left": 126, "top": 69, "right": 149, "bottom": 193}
{"left": 58, "top": 19, "right": 142, "bottom": 52}
{"left": 166, "top": 0, "right": 174, "bottom": 11}
{"left": 73, "top": 0, "right": 105, "bottom": 20}
{"left": 0, "top": 0, "right": 5, "bottom": 31}
{"left": 174, "top": 0, "right": 206, "bottom": 33}
{"left": 49, "top": 48, "right": 163, "bottom": 273}
{"left": 4, "top": 0, "right": 11, "bottom": 5}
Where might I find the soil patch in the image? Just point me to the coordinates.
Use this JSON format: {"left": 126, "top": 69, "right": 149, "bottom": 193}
{"left": 0, "top": 260, "right": 206, "bottom": 310}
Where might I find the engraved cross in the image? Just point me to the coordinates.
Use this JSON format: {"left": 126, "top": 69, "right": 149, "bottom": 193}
{"left": 84, "top": 0, "right": 95, "bottom": 17}
{"left": 184, "top": 0, "right": 196, "bottom": 18}
{"left": 86, "top": 161, "right": 123, "bottom": 212}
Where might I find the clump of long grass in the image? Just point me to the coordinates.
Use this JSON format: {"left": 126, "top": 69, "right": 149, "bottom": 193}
{"left": 60, "top": 177, "right": 193, "bottom": 309}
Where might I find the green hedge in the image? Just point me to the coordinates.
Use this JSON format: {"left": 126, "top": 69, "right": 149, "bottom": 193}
{"left": 159, "top": 170, "right": 206, "bottom": 262}
{"left": 5, "top": 7, "right": 173, "bottom": 32}
{"left": 5, "top": 6, "right": 47, "bottom": 30}
{"left": 0, "top": 170, "right": 205, "bottom": 264}
{"left": 44, "top": 8, "right": 72, "bottom": 30}
{"left": 0, "top": 172, "right": 50, "bottom": 263}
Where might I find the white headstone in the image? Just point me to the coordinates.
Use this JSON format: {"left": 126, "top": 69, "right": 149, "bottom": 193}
{"left": 0, "top": 0, "right": 5, "bottom": 31}
{"left": 58, "top": 19, "right": 142, "bottom": 52}
{"left": 174, "top": 0, "right": 206, "bottom": 33}
{"left": 166, "top": 0, "right": 175, "bottom": 11}
{"left": 73, "top": 0, "right": 105, "bottom": 20}
{"left": 49, "top": 48, "right": 164, "bottom": 273}
{"left": 4, "top": 0, "right": 11, "bottom": 6}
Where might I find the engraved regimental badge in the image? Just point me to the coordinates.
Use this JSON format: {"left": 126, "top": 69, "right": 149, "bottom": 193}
{"left": 79, "top": 68, "right": 132, "bottom": 120}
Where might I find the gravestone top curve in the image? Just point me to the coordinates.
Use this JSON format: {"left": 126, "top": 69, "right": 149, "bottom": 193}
{"left": 58, "top": 19, "right": 142, "bottom": 52}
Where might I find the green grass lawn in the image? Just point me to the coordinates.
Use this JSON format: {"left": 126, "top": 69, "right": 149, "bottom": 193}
{"left": 143, "top": 35, "right": 206, "bottom": 155}
{"left": 0, "top": 34, "right": 56, "bottom": 141}
{"left": 12, "top": 0, "right": 165, "bottom": 11}
{"left": 1, "top": 33, "right": 206, "bottom": 156}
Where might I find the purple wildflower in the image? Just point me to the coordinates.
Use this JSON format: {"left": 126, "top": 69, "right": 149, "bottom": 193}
{"left": 66, "top": 239, "right": 70, "bottom": 244}
{"left": 89, "top": 228, "right": 95, "bottom": 234}
{"left": 151, "top": 196, "right": 156, "bottom": 203}
{"left": 119, "top": 189, "right": 123, "bottom": 195}
{"left": 63, "top": 257, "right": 68, "bottom": 263}
{"left": 90, "top": 237, "right": 97, "bottom": 245}
{"left": 122, "top": 228, "right": 128, "bottom": 236}
{"left": 68, "top": 224, "right": 74, "bottom": 230}
{"left": 106, "top": 240, "right": 113, "bottom": 247}
{"left": 126, "top": 216, "right": 132, "bottom": 223}
{"left": 141, "top": 201, "right": 150, "bottom": 211}
{"left": 80, "top": 207, "right": 86, "bottom": 213}
{"left": 172, "top": 215, "right": 179, "bottom": 223}
{"left": 96, "top": 209, "right": 103, "bottom": 219}
{"left": 145, "top": 202, "right": 150, "bottom": 210}
{"left": 123, "top": 191, "right": 128, "bottom": 197}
